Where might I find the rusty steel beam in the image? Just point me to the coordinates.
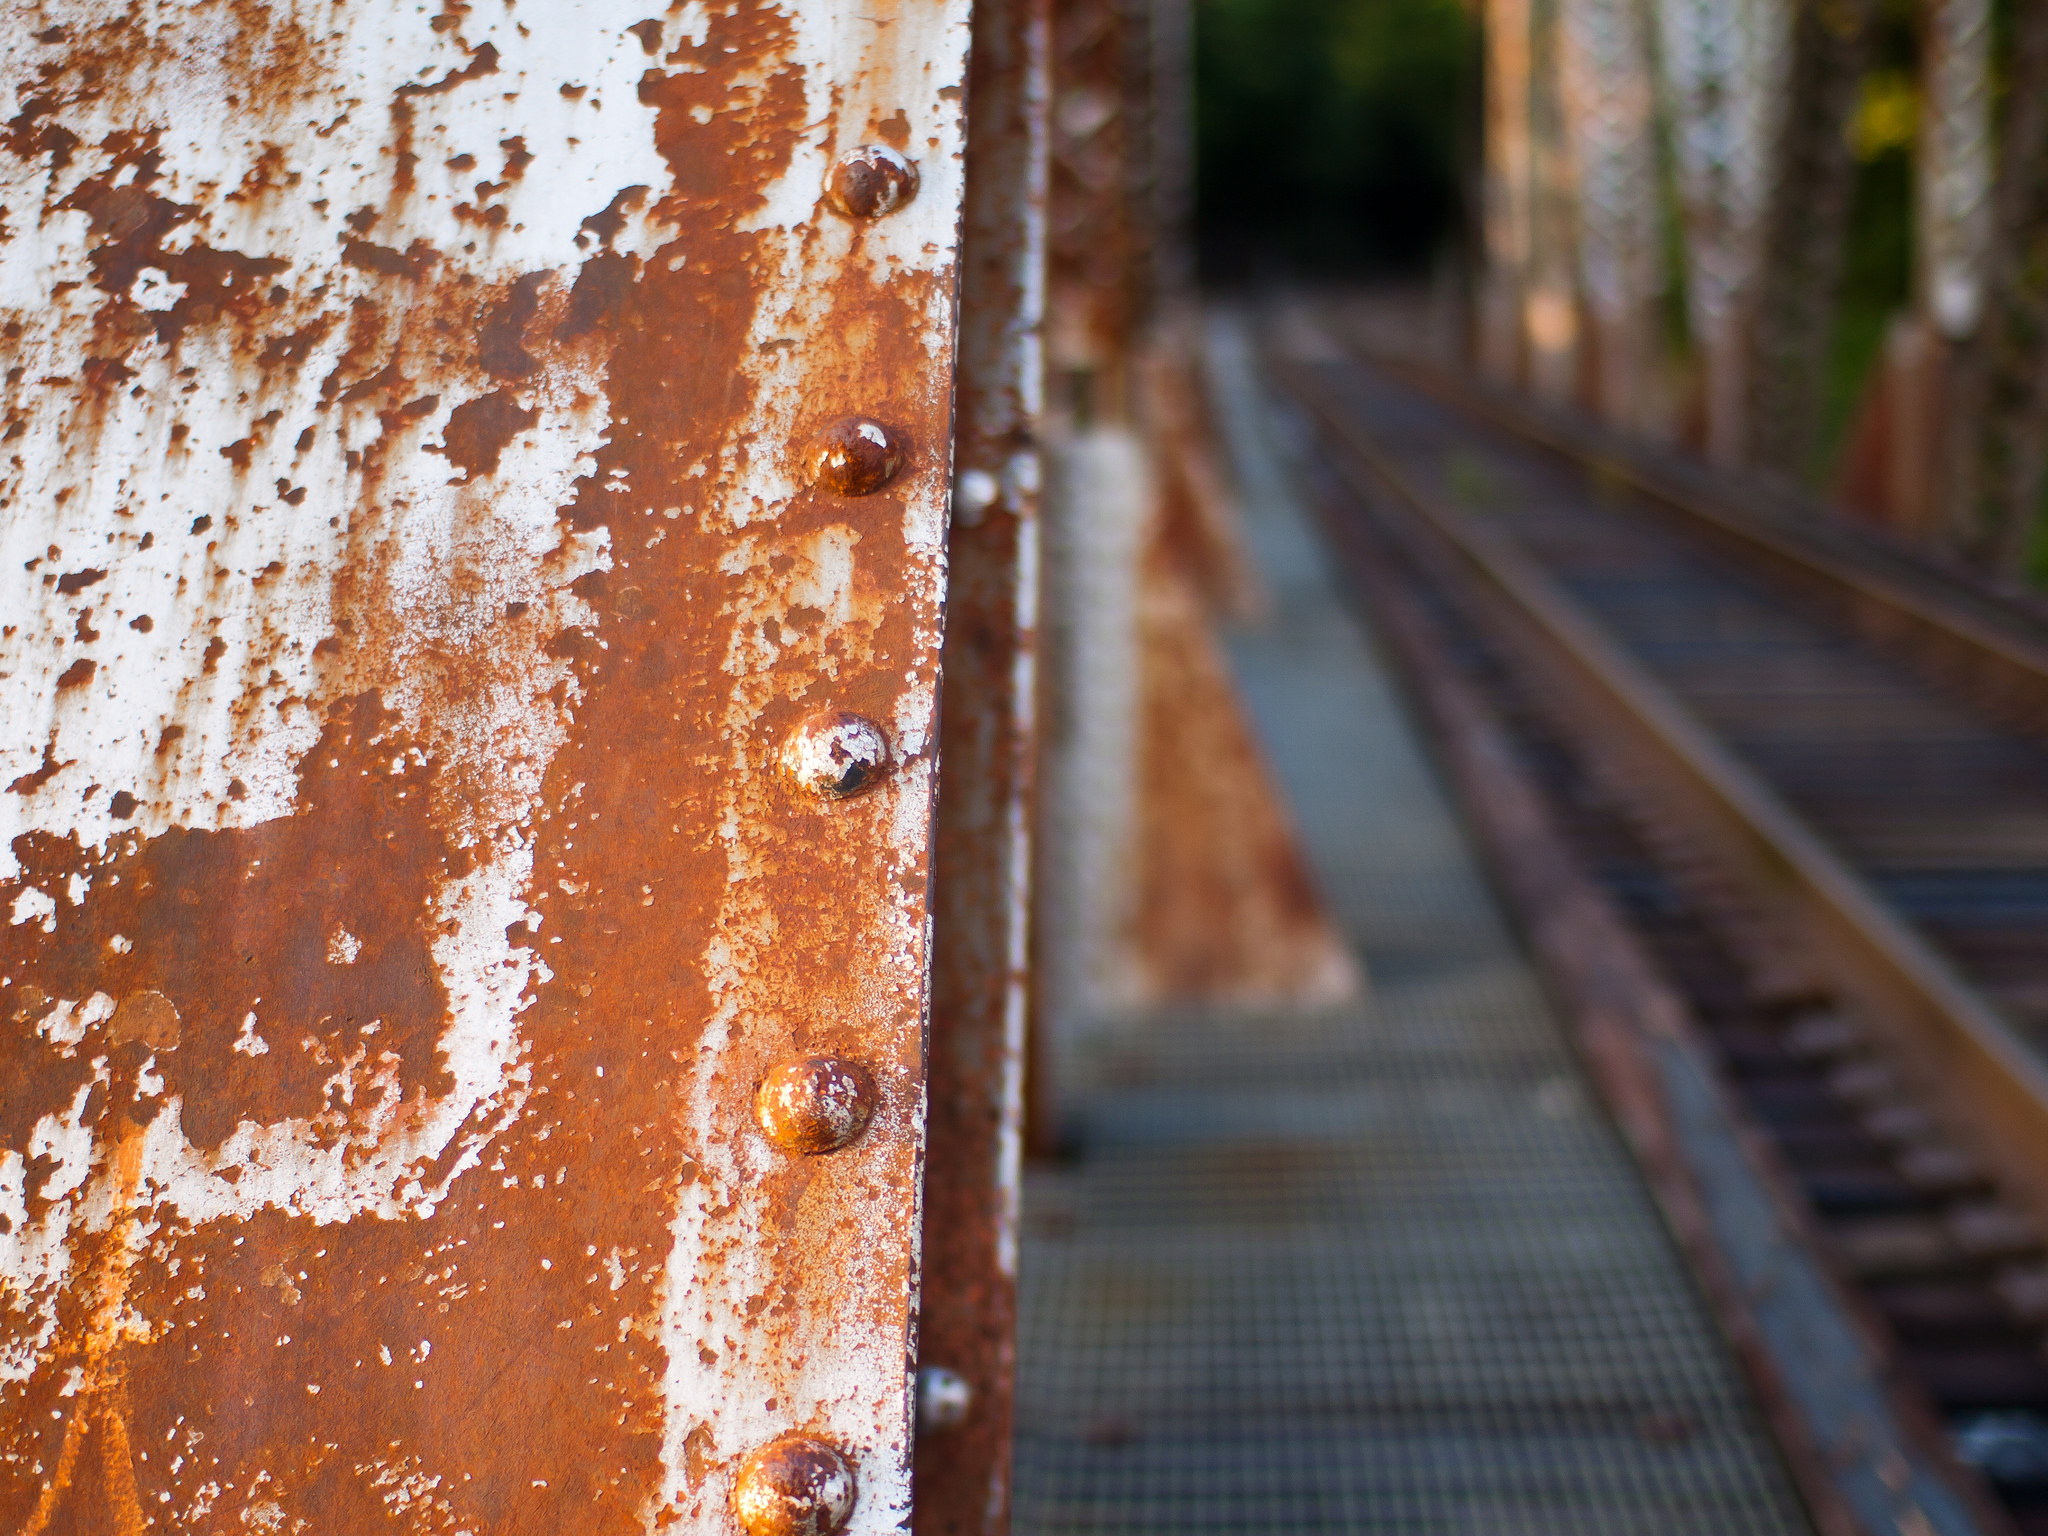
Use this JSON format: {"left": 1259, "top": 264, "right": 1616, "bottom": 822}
{"left": 0, "top": 4, "right": 981, "bottom": 1533}
{"left": 914, "top": 0, "right": 1048, "bottom": 1529}
{"left": 1047, "top": 0, "right": 1181, "bottom": 416}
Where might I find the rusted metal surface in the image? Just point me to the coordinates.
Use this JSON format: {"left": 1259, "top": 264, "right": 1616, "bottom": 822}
{"left": 754, "top": 1058, "right": 880, "bottom": 1158}
{"left": 1121, "top": 338, "right": 1357, "bottom": 1007}
{"left": 914, "top": 0, "right": 1047, "bottom": 1529}
{"left": 0, "top": 3, "right": 976, "bottom": 1531}
{"left": 1034, "top": 0, "right": 1350, "bottom": 1052}
{"left": 1033, "top": 375, "right": 1358, "bottom": 1047}
{"left": 1047, "top": 0, "right": 1178, "bottom": 414}
{"left": 1124, "top": 499, "right": 1359, "bottom": 1006}
{"left": 733, "top": 1436, "right": 859, "bottom": 1536}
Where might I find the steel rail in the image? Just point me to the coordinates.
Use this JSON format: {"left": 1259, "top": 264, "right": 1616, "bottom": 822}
{"left": 1276, "top": 356, "right": 2048, "bottom": 1257}
{"left": 1355, "top": 350, "right": 2048, "bottom": 740}
{"left": 1286, "top": 371, "right": 2010, "bottom": 1536}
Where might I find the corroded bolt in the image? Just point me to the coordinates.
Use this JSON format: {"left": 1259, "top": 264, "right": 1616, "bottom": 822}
{"left": 782, "top": 709, "right": 891, "bottom": 800}
{"left": 808, "top": 416, "right": 905, "bottom": 497}
{"left": 915, "top": 1365, "right": 973, "bottom": 1435}
{"left": 755, "top": 1056, "right": 878, "bottom": 1155}
{"left": 823, "top": 144, "right": 919, "bottom": 218}
{"left": 732, "top": 1435, "right": 857, "bottom": 1536}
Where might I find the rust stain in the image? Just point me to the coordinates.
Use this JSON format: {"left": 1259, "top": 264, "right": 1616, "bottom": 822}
{"left": 438, "top": 387, "right": 540, "bottom": 478}
{"left": 1122, "top": 341, "right": 1359, "bottom": 1008}
{"left": 1124, "top": 520, "right": 1357, "bottom": 1004}
{"left": 1046, "top": 0, "right": 1160, "bottom": 392}
{"left": 0, "top": 3, "right": 977, "bottom": 1533}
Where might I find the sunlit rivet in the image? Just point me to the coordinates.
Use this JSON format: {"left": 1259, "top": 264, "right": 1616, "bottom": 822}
{"left": 954, "top": 467, "right": 1000, "bottom": 525}
{"left": 733, "top": 1436, "right": 857, "bottom": 1536}
{"left": 755, "top": 1056, "right": 878, "bottom": 1155}
{"left": 823, "top": 144, "right": 919, "bottom": 218}
{"left": 808, "top": 416, "right": 905, "bottom": 497}
{"left": 782, "top": 709, "right": 891, "bottom": 800}
{"left": 916, "top": 1365, "right": 973, "bottom": 1435}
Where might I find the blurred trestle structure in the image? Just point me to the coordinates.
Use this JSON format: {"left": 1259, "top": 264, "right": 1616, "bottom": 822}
{"left": 1476, "top": 0, "right": 2048, "bottom": 575}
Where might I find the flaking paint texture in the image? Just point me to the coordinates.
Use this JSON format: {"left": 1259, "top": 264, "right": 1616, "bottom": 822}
{"left": 0, "top": 2, "right": 973, "bottom": 1531}
{"left": 913, "top": 0, "right": 1045, "bottom": 1529}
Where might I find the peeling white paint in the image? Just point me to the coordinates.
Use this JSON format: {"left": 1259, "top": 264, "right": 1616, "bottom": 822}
{"left": 9, "top": 889, "right": 56, "bottom": 930}
{"left": 0, "top": 0, "right": 666, "bottom": 1409}
{"left": 643, "top": 2, "right": 974, "bottom": 1531}
{"left": 0, "top": 2, "right": 974, "bottom": 1526}
{"left": 0, "top": 5, "right": 670, "bottom": 879}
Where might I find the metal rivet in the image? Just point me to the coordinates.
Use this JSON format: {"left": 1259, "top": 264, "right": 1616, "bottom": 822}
{"left": 732, "top": 1436, "right": 857, "bottom": 1536}
{"left": 755, "top": 1056, "right": 878, "bottom": 1155}
{"left": 954, "top": 467, "right": 999, "bottom": 525}
{"left": 782, "top": 709, "right": 891, "bottom": 800}
{"left": 823, "top": 144, "right": 919, "bottom": 219}
{"left": 808, "top": 416, "right": 905, "bottom": 497}
{"left": 915, "top": 1365, "right": 973, "bottom": 1435}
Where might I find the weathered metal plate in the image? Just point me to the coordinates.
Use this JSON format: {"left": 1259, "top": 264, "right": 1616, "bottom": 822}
{"left": 1047, "top": 0, "right": 1157, "bottom": 393}
{"left": 0, "top": 3, "right": 973, "bottom": 1531}
{"left": 915, "top": 0, "right": 1046, "bottom": 1528}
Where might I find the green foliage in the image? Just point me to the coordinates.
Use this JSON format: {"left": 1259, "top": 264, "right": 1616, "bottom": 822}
{"left": 2025, "top": 487, "right": 2048, "bottom": 589}
{"left": 1195, "top": 0, "right": 1477, "bottom": 278}
{"left": 1845, "top": 68, "right": 1917, "bottom": 161}
{"left": 1817, "top": 0, "right": 1917, "bottom": 472}
{"left": 1819, "top": 151, "right": 1913, "bottom": 469}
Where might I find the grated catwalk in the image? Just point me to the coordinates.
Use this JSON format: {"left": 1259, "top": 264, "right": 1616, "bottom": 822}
{"left": 1007, "top": 314, "right": 1814, "bottom": 1535}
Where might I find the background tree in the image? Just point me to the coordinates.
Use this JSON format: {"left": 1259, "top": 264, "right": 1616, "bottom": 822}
{"left": 1194, "top": 0, "right": 1478, "bottom": 280}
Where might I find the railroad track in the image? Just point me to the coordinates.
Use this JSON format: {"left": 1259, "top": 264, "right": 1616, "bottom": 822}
{"left": 1267, "top": 330, "right": 2048, "bottom": 1536}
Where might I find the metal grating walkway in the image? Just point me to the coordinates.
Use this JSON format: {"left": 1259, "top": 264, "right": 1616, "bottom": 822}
{"left": 1008, "top": 316, "right": 1816, "bottom": 1535}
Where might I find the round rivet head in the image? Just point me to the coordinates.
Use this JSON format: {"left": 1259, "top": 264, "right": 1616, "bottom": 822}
{"left": 824, "top": 144, "right": 918, "bottom": 218}
{"left": 755, "top": 1056, "right": 878, "bottom": 1155}
{"left": 783, "top": 709, "right": 891, "bottom": 800}
{"left": 916, "top": 1365, "right": 973, "bottom": 1435}
{"left": 733, "top": 1436, "right": 857, "bottom": 1536}
{"left": 808, "top": 416, "right": 905, "bottom": 497}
